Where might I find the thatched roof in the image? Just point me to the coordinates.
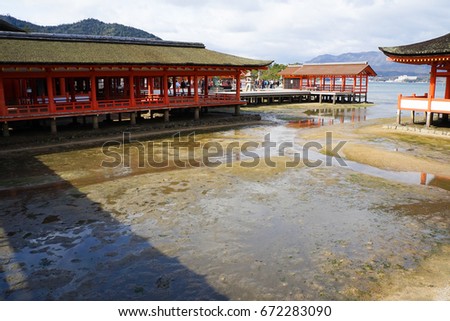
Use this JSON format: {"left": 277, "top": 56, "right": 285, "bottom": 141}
{"left": 379, "top": 33, "right": 450, "bottom": 57}
{"left": 0, "top": 31, "right": 272, "bottom": 68}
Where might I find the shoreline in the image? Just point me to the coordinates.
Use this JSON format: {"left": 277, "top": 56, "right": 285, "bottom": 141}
{"left": 0, "top": 113, "right": 270, "bottom": 155}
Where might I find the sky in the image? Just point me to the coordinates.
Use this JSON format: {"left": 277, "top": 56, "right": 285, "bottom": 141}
{"left": 3, "top": 0, "right": 449, "bottom": 64}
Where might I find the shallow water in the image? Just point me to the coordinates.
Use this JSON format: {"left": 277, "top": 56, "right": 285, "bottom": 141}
{"left": 0, "top": 118, "right": 449, "bottom": 300}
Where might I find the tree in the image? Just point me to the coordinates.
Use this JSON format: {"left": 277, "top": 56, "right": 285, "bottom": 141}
{"left": 256, "top": 63, "right": 287, "bottom": 81}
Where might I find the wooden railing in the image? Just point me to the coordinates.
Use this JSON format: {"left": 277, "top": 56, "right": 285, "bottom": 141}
{"left": 301, "top": 85, "right": 366, "bottom": 93}
{"left": 199, "top": 93, "right": 239, "bottom": 104}
{"left": 6, "top": 104, "right": 49, "bottom": 115}
{"left": 136, "top": 95, "right": 165, "bottom": 106}
{"left": 398, "top": 93, "right": 450, "bottom": 113}
{"left": 2, "top": 93, "right": 241, "bottom": 120}
{"left": 55, "top": 101, "right": 92, "bottom": 113}
{"left": 97, "top": 99, "right": 131, "bottom": 110}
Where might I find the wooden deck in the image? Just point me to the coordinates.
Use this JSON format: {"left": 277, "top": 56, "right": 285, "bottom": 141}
{"left": 223, "top": 89, "right": 368, "bottom": 105}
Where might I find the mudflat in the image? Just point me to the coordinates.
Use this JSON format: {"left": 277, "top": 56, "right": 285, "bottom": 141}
{"left": 1, "top": 105, "right": 449, "bottom": 300}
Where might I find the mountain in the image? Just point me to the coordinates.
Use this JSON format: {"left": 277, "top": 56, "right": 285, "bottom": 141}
{"left": 0, "top": 15, "right": 161, "bottom": 40}
{"left": 307, "top": 51, "right": 429, "bottom": 78}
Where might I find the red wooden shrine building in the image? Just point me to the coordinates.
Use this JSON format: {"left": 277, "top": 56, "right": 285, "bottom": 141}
{"left": 279, "top": 62, "right": 377, "bottom": 102}
{"left": 380, "top": 33, "right": 450, "bottom": 127}
{"left": 0, "top": 26, "right": 271, "bottom": 135}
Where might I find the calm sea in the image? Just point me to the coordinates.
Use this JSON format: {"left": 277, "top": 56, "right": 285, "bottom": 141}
{"left": 367, "top": 81, "right": 445, "bottom": 119}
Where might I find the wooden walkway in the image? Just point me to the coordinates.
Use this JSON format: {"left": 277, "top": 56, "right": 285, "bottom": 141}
{"left": 223, "top": 89, "right": 367, "bottom": 105}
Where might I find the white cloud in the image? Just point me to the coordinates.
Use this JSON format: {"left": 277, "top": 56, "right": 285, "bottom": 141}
{"left": 3, "top": 0, "right": 449, "bottom": 63}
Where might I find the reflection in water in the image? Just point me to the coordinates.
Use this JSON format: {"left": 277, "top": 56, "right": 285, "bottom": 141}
{"left": 287, "top": 108, "right": 367, "bottom": 128}
{"left": 421, "top": 172, "right": 450, "bottom": 191}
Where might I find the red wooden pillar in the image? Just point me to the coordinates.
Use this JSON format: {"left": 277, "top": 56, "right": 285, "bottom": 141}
{"left": 90, "top": 74, "right": 98, "bottom": 110}
{"left": 428, "top": 63, "right": 437, "bottom": 99}
{"left": 163, "top": 73, "right": 169, "bottom": 104}
{"left": 235, "top": 70, "right": 241, "bottom": 101}
{"left": 129, "top": 74, "right": 136, "bottom": 107}
{"left": 193, "top": 75, "right": 199, "bottom": 104}
{"left": 46, "top": 72, "right": 56, "bottom": 113}
{"left": 426, "top": 63, "right": 437, "bottom": 127}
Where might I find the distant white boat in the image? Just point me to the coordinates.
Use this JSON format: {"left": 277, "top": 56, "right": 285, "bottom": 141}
{"left": 394, "top": 75, "right": 418, "bottom": 82}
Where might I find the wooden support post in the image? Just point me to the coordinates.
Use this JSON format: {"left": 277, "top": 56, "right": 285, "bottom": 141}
{"left": 234, "top": 105, "right": 241, "bottom": 116}
{"left": 411, "top": 111, "right": 415, "bottom": 124}
{"left": 50, "top": 118, "right": 57, "bottom": 135}
{"left": 194, "top": 107, "right": 200, "bottom": 120}
{"left": 93, "top": 115, "right": 99, "bottom": 129}
{"left": 130, "top": 112, "right": 136, "bottom": 125}
{"left": 2, "top": 122, "right": 9, "bottom": 137}
{"left": 164, "top": 109, "right": 170, "bottom": 122}
{"left": 396, "top": 109, "right": 402, "bottom": 125}
{"left": 426, "top": 112, "right": 433, "bottom": 127}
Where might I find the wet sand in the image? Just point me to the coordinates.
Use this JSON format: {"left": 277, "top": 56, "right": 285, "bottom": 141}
{"left": 0, "top": 104, "right": 449, "bottom": 300}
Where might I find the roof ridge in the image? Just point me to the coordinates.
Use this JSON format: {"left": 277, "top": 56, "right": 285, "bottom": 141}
{"left": 0, "top": 30, "right": 206, "bottom": 48}
{"left": 303, "top": 61, "right": 368, "bottom": 66}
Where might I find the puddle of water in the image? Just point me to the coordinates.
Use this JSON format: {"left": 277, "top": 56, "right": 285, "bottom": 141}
{"left": 345, "top": 161, "right": 450, "bottom": 192}
{"left": 284, "top": 108, "right": 368, "bottom": 128}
